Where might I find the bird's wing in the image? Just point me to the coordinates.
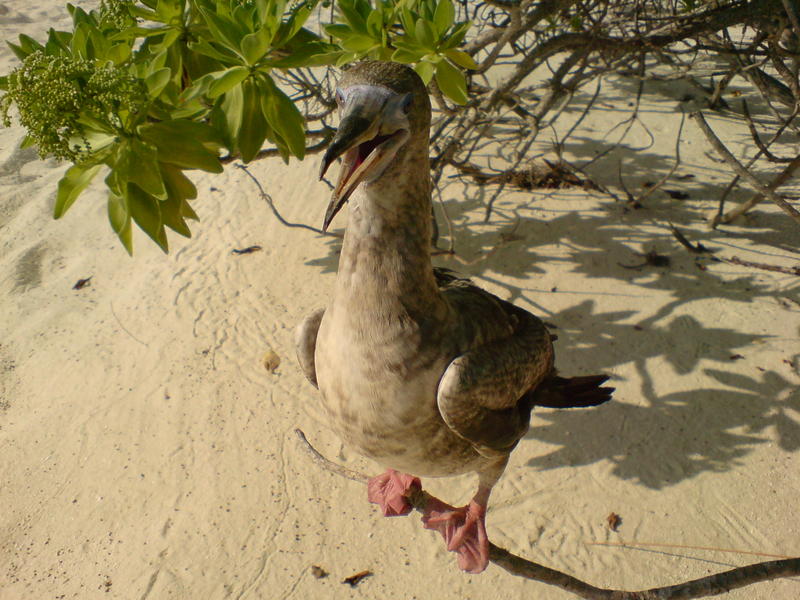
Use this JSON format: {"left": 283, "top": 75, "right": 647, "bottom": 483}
{"left": 435, "top": 270, "right": 555, "bottom": 453}
{"left": 294, "top": 308, "right": 325, "bottom": 388}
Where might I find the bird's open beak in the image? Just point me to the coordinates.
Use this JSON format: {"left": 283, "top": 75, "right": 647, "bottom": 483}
{"left": 318, "top": 88, "right": 409, "bottom": 231}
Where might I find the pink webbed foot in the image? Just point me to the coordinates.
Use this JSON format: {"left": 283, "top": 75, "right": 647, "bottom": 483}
{"left": 421, "top": 498, "right": 489, "bottom": 574}
{"left": 367, "top": 469, "right": 421, "bottom": 517}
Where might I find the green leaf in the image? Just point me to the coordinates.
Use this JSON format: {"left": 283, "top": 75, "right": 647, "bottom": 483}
{"left": 159, "top": 194, "right": 192, "bottom": 237}
{"left": 107, "top": 43, "right": 132, "bottom": 65}
{"left": 130, "top": 5, "right": 159, "bottom": 21}
{"left": 45, "top": 28, "right": 72, "bottom": 55}
{"left": 241, "top": 28, "right": 271, "bottom": 65}
{"left": 414, "top": 60, "right": 435, "bottom": 85}
{"left": 145, "top": 67, "right": 172, "bottom": 98}
{"left": 128, "top": 184, "right": 168, "bottom": 252}
{"left": 6, "top": 42, "right": 28, "bottom": 62}
{"left": 107, "top": 190, "right": 132, "bottom": 255}
{"left": 232, "top": 4, "right": 256, "bottom": 32}
{"left": 88, "top": 26, "right": 110, "bottom": 59}
{"left": 366, "top": 9, "right": 383, "bottom": 38}
{"left": 188, "top": 39, "right": 239, "bottom": 63}
{"left": 335, "top": 51, "right": 357, "bottom": 67}
{"left": 18, "top": 33, "right": 45, "bottom": 55}
{"left": 393, "top": 36, "right": 426, "bottom": 53}
{"left": 198, "top": 7, "right": 244, "bottom": 55}
{"left": 415, "top": 18, "right": 436, "bottom": 49}
{"left": 265, "top": 41, "right": 334, "bottom": 68}
{"left": 339, "top": 33, "right": 380, "bottom": 52}
{"left": 324, "top": 24, "right": 353, "bottom": 39}
{"left": 148, "top": 28, "right": 182, "bottom": 54}
{"left": 139, "top": 120, "right": 224, "bottom": 173}
{"left": 119, "top": 138, "right": 168, "bottom": 199}
{"left": 54, "top": 163, "right": 103, "bottom": 219}
{"left": 433, "top": 0, "right": 455, "bottom": 36}
{"left": 182, "top": 200, "right": 199, "bottom": 221}
{"left": 435, "top": 59, "right": 467, "bottom": 104}
{"left": 398, "top": 8, "right": 416, "bottom": 37}
{"left": 442, "top": 20, "right": 470, "bottom": 49}
{"left": 273, "top": 0, "right": 321, "bottom": 48}
{"left": 391, "top": 47, "right": 425, "bottom": 63}
{"left": 109, "top": 26, "right": 169, "bottom": 41}
{"left": 154, "top": 0, "right": 183, "bottom": 23}
{"left": 260, "top": 76, "right": 306, "bottom": 159}
{"left": 444, "top": 48, "right": 478, "bottom": 70}
{"left": 339, "top": 0, "right": 368, "bottom": 33}
{"left": 160, "top": 162, "right": 198, "bottom": 201}
{"left": 159, "top": 164, "right": 195, "bottom": 238}
{"left": 298, "top": 49, "right": 348, "bottom": 68}
{"left": 238, "top": 79, "right": 268, "bottom": 163}
{"left": 219, "top": 82, "right": 245, "bottom": 151}
{"left": 70, "top": 22, "right": 91, "bottom": 59}
{"left": 254, "top": 0, "right": 269, "bottom": 25}
{"left": 208, "top": 66, "right": 250, "bottom": 99}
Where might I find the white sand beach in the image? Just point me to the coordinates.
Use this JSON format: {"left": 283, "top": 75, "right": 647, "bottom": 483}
{"left": 1, "top": 1, "right": 799, "bottom": 598}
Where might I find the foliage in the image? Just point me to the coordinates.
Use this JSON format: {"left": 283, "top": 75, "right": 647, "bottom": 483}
{"left": 4, "top": 0, "right": 798, "bottom": 254}
{"left": 323, "top": 0, "right": 475, "bottom": 102}
{"left": 0, "top": 0, "right": 475, "bottom": 254}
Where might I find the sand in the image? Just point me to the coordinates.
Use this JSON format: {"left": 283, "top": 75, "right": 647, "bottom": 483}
{"left": 1, "top": 1, "right": 799, "bottom": 598}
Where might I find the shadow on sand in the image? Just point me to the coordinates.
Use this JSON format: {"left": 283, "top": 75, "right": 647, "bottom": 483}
{"left": 300, "top": 90, "right": 800, "bottom": 491}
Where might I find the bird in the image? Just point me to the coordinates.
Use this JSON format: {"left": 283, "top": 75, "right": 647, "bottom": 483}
{"left": 295, "top": 61, "right": 613, "bottom": 574}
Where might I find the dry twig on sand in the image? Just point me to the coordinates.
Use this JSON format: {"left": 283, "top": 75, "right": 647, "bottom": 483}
{"left": 294, "top": 429, "right": 800, "bottom": 600}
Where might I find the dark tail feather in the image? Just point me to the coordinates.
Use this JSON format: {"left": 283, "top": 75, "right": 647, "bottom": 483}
{"left": 528, "top": 374, "right": 614, "bottom": 409}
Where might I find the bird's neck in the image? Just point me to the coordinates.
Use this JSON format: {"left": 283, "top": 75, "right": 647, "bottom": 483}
{"left": 334, "top": 148, "right": 443, "bottom": 318}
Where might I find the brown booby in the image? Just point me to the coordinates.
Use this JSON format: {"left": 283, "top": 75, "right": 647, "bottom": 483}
{"left": 295, "top": 61, "right": 613, "bottom": 574}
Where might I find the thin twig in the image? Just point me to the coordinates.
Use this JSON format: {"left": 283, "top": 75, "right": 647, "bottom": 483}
{"left": 715, "top": 255, "right": 800, "bottom": 276}
{"left": 587, "top": 541, "right": 793, "bottom": 561}
{"left": 237, "top": 164, "right": 342, "bottom": 238}
{"left": 690, "top": 111, "right": 800, "bottom": 226}
{"left": 294, "top": 429, "right": 800, "bottom": 599}
{"left": 636, "top": 110, "right": 686, "bottom": 205}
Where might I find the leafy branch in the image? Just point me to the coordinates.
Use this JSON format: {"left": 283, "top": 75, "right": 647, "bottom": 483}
{"left": 0, "top": 0, "right": 475, "bottom": 253}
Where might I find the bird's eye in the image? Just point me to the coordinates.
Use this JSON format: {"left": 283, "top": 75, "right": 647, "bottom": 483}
{"left": 335, "top": 89, "right": 345, "bottom": 105}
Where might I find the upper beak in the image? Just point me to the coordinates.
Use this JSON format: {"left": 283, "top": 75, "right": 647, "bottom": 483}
{"left": 318, "top": 90, "right": 386, "bottom": 231}
{"left": 319, "top": 114, "right": 373, "bottom": 183}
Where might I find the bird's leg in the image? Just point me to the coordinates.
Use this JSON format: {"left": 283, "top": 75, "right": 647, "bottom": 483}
{"left": 367, "top": 469, "right": 421, "bottom": 516}
{"left": 420, "top": 459, "right": 505, "bottom": 574}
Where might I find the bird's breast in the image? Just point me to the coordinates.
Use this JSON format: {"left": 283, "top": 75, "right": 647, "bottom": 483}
{"left": 314, "top": 305, "right": 480, "bottom": 476}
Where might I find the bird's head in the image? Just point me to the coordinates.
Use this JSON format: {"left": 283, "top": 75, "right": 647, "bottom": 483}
{"left": 318, "top": 61, "right": 431, "bottom": 231}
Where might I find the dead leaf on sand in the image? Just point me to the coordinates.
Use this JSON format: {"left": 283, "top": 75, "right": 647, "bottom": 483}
{"left": 342, "top": 570, "right": 372, "bottom": 587}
